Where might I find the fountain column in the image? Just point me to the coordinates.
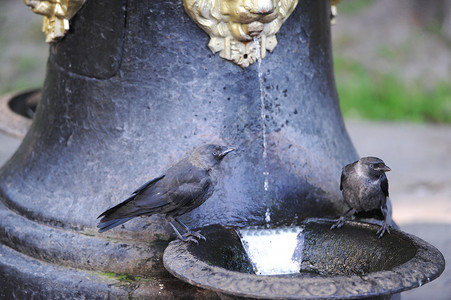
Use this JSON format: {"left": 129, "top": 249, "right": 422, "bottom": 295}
{"left": 0, "top": 0, "right": 358, "bottom": 297}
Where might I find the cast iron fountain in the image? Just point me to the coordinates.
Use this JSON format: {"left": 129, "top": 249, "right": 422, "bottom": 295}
{"left": 0, "top": 0, "right": 444, "bottom": 299}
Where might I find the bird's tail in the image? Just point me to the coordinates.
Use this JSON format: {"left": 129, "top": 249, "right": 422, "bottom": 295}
{"left": 97, "top": 217, "right": 134, "bottom": 233}
{"left": 97, "top": 194, "right": 137, "bottom": 232}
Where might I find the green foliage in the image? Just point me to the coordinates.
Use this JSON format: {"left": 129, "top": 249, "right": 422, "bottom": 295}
{"left": 0, "top": 78, "right": 35, "bottom": 95}
{"left": 338, "top": 0, "right": 375, "bottom": 15}
{"left": 14, "top": 56, "right": 38, "bottom": 72}
{"left": 0, "top": 55, "right": 43, "bottom": 94}
{"left": 334, "top": 56, "right": 451, "bottom": 123}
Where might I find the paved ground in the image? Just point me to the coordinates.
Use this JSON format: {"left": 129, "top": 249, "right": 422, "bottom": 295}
{"left": 1, "top": 120, "right": 449, "bottom": 299}
{"left": 0, "top": 133, "right": 20, "bottom": 167}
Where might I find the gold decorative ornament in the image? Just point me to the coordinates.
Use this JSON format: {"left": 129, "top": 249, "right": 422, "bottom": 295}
{"left": 330, "top": 4, "right": 338, "bottom": 25}
{"left": 183, "top": 0, "right": 298, "bottom": 68}
{"left": 329, "top": 0, "right": 343, "bottom": 5}
{"left": 24, "top": 0, "right": 86, "bottom": 43}
{"left": 330, "top": 0, "right": 343, "bottom": 25}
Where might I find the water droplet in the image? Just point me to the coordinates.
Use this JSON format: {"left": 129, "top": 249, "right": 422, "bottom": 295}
{"left": 264, "top": 177, "right": 269, "bottom": 192}
{"left": 265, "top": 207, "right": 271, "bottom": 223}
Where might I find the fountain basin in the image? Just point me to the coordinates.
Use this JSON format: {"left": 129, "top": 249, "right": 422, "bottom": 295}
{"left": 163, "top": 220, "right": 445, "bottom": 299}
{"left": 0, "top": 89, "right": 39, "bottom": 138}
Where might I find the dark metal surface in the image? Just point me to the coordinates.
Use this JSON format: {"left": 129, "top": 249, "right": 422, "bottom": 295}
{"left": 0, "top": 0, "right": 375, "bottom": 298}
{"left": 0, "top": 0, "right": 357, "bottom": 233}
{"left": 163, "top": 220, "right": 445, "bottom": 299}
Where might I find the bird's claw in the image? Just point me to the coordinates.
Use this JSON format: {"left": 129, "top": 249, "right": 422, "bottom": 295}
{"left": 183, "top": 230, "right": 206, "bottom": 242}
{"left": 192, "top": 230, "right": 207, "bottom": 241}
{"left": 376, "top": 223, "right": 391, "bottom": 238}
{"left": 185, "top": 236, "right": 200, "bottom": 244}
{"left": 330, "top": 217, "right": 346, "bottom": 230}
{"left": 175, "top": 235, "right": 199, "bottom": 244}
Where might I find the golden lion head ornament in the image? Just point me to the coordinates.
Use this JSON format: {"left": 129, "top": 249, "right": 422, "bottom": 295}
{"left": 24, "top": 0, "right": 86, "bottom": 43}
{"left": 184, "top": 0, "right": 298, "bottom": 67}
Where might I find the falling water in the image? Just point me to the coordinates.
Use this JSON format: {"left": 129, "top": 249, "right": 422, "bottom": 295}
{"left": 254, "top": 37, "right": 269, "bottom": 191}
{"left": 265, "top": 207, "right": 271, "bottom": 223}
{"left": 254, "top": 36, "right": 271, "bottom": 224}
{"left": 239, "top": 226, "right": 304, "bottom": 275}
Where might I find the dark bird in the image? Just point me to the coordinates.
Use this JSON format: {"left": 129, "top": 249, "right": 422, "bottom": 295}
{"left": 97, "top": 144, "right": 235, "bottom": 242}
{"left": 331, "top": 157, "right": 392, "bottom": 238}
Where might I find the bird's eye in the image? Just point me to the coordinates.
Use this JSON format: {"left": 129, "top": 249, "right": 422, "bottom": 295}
{"left": 369, "top": 164, "right": 374, "bottom": 168}
{"left": 213, "top": 151, "right": 218, "bottom": 156}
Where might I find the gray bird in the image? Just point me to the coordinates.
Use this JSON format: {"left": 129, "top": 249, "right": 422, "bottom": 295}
{"left": 97, "top": 144, "right": 234, "bottom": 242}
{"left": 331, "top": 157, "right": 391, "bottom": 238}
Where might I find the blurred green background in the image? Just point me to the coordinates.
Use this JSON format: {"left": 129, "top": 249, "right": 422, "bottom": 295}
{"left": 333, "top": 0, "right": 451, "bottom": 124}
{"left": 0, "top": 0, "right": 47, "bottom": 94}
{"left": 1, "top": 0, "right": 450, "bottom": 123}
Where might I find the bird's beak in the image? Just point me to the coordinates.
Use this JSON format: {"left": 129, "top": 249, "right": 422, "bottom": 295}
{"left": 376, "top": 164, "right": 391, "bottom": 172}
{"left": 219, "top": 147, "right": 235, "bottom": 158}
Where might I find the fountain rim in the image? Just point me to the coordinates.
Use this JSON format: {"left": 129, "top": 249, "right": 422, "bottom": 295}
{"left": 0, "top": 90, "right": 36, "bottom": 139}
{"left": 163, "top": 219, "right": 445, "bottom": 299}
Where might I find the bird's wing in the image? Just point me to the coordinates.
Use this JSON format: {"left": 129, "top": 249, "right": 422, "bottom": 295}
{"left": 340, "top": 171, "right": 345, "bottom": 191}
{"left": 380, "top": 173, "right": 389, "bottom": 198}
{"left": 161, "top": 164, "right": 212, "bottom": 209}
{"left": 132, "top": 175, "right": 165, "bottom": 195}
{"left": 340, "top": 165, "right": 351, "bottom": 191}
{"left": 132, "top": 162, "right": 211, "bottom": 211}
{"left": 169, "top": 176, "right": 211, "bottom": 208}
{"left": 98, "top": 174, "right": 166, "bottom": 220}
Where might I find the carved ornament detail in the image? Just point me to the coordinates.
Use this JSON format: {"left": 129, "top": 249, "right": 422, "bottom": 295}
{"left": 183, "top": 0, "right": 299, "bottom": 68}
{"left": 24, "top": 0, "right": 86, "bottom": 43}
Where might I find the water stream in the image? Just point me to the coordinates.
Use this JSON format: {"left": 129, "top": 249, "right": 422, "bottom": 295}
{"left": 254, "top": 36, "right": 271, "bottom": 225}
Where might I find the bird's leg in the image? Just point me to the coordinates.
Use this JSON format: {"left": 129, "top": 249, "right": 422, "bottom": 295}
{"left": 330, "top": 208, "right": 354, "bottom": 230}
{"left": 168, "top": 221, "right": 187, "bottom": 241}
{"left": 167, "top": 218, "right": 199, "bottom": 244}
{"left": 376, "top": 204, "right": 391, "bottom": 238}
{"left": 175, "top": 217, "right": 206, "bottom": 241}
